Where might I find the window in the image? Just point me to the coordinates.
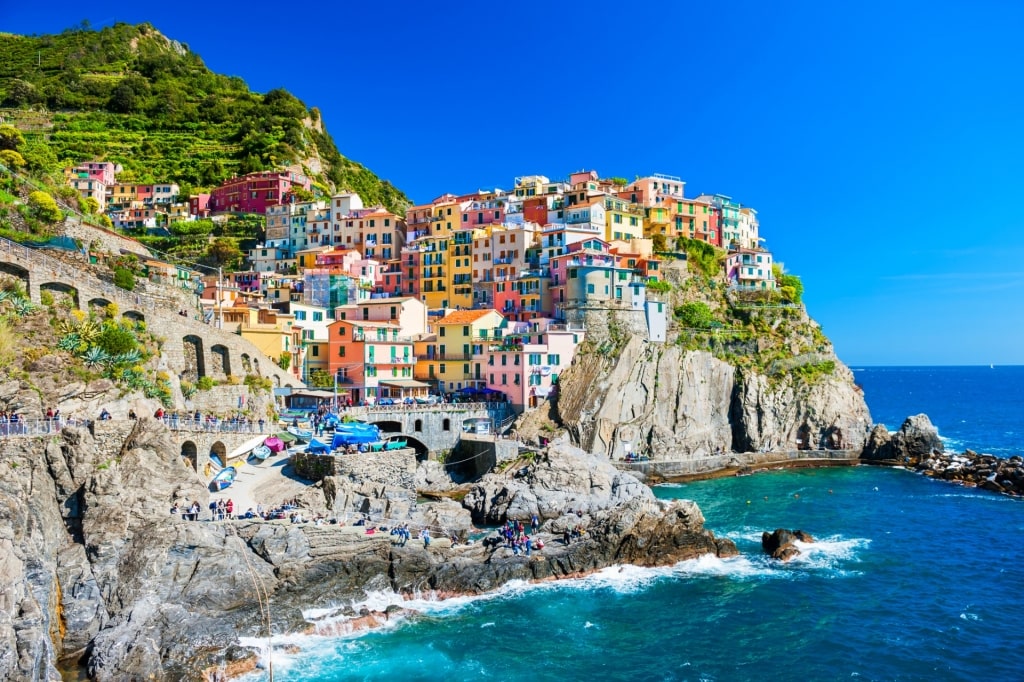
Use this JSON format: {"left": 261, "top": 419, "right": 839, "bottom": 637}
{"left": 463, "top": 325, "right": 470, "bottom": 336}
{"left": 547, "top": 354, "right": 560, "bottom": 365}
{"left": 501, "top": 374, "right": 508, "bottom": 385}
{"left": 514, "top": 375, "right": 520, "bottom": 385}
{"left": 415, "top": 419, "right": 423, "bottom": 432}
{"left": 442, "top": 418, "right": 450, "bottom": 431}
{"left": 313, "top": 312, "right": 323, "bottom": 322}
{"left": 339, "top": 346, "right": 346, "bottom": 357}
{"left": 311, "top": 346, "right": 319, "bottom": 357}
{"left": 587, "top": 283, "right": 595, "bottom": 294}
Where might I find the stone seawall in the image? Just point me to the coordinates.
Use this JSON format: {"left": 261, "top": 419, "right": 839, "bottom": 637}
{"left": 617, "top": 448, "right": 862, "bottom": 481}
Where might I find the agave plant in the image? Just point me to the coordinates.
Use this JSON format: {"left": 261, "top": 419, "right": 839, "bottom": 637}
{"left": 76, "top": 319, "right": 102, "bottom": 344}
{"left": 11, "top": 299, "right": 35, "bottom": 316}
{"left": 57, "top": 333, "right": 81, "bottom": 352}
{"left": 81, "top": 346, "right": 110, "bottom": 369}
{"left": 112, "top": 349, "right": 143, "bottom": 365}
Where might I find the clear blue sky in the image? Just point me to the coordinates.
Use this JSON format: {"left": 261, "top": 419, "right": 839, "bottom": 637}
{"left": 4, "top": 1, "right": 1023, "bottom": 366}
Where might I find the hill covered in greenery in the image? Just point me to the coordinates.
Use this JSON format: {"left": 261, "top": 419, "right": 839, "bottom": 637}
{"left": 0, "top": 22, "right": 409, "bottom": 212}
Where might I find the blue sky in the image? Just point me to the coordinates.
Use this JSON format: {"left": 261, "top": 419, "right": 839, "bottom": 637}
{"left": 3, "top": 1, "right": 1023, "bottom": 365}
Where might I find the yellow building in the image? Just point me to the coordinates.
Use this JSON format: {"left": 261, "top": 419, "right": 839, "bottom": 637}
{"left": 448, "top": 229, "right": 474, "bottom": 309}
{"left": 415, "top": 309, "right": 505, "bottom": 393}
{"left": 644, "top": 205, "right": 673, "bottom": 239}
{"left": 604, "top": 196, "right": 645, "bottom": 242}
{"left": 417, "top": 235, "right": 449, "bottom": 309}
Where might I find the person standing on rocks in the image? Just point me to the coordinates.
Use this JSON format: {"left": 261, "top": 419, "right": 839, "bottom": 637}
{"left": 422, "top": 528, "right": 430, "bottom": 548}
{"left": 531, "top": 514, "right": 539, "bottom": 534}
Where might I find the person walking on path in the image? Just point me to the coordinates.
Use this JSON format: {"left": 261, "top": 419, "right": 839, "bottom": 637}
{"left": 422, "top": 528, "right": 430, "bottom": 548}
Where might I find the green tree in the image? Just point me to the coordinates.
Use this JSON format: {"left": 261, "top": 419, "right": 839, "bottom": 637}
{"left": 773, "top": 265, "right": 804, "bottom": 304}
{"left": 674, "top": 301, "right": 716, "bottom": 329}
{"left": 277, "top": 351, "right": 291, "bottom": 371}
{"left": 113, "top": 266, "right": 136, "bottom": 291}
{"left": 27, "top": 191, "right": 63, "bottom": 223}
{"left": 651, "top": 233, "right": 668, "bottom": 252}
{"left": 81, "top": 196, "right": 100, "bottom": 214}
{"left": 0, "top": 126, "right": 26, "bottom": 152}
{"left": 19, "top": 141, "right": 58, "bottom": 173}
{"left": 108, "top": 74, "right": 150, "bottom": 113}
{"left": 206, "top": 237, "right": 242, "bottom": 269}
{"left": 0, "top": 150, "right": 25, "bottom": 170}
{"left": 96, "top": 325, "right": 138, "bottom": 356}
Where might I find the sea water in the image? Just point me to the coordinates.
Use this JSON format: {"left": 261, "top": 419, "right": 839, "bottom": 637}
{"left": 245, "top": 367, "right": 1024, "bottom": 681}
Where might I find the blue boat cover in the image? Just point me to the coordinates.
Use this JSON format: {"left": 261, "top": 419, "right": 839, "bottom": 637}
{"left": 306, "top": 438, "right": 331, "bottom": 454}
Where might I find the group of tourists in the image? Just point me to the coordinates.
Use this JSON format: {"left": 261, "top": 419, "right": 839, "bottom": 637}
{"left": 170, "top": 500, "right": 203, "bottom": 521}
{"left": 498, "top": 518, "right": 540, "bottom": 556}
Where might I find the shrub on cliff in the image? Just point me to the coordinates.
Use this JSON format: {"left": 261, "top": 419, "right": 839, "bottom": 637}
{"left": 26, "top": 191, "right": 62, "bottom": 224}
{"left": 113, "top": 267, "right": 136, "bottom": 291}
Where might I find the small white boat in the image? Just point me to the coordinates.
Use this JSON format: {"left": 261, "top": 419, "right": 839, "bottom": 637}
{"left": 251, "top": 445, "right": 272, "bottom": 461}
{"left": 287, "top": 426, "right": 313, "bottom": 440}
{"left": 228, "top": 435, "right": 269, "bottom": 460}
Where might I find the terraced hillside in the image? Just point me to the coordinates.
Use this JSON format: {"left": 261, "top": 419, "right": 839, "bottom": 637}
{"left": 0, "top": 22, "right": 408, "bottom": 212}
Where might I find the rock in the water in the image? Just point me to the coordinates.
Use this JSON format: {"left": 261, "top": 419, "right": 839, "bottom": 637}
{"left": 861, "top": 424, "right": 894, "bottom": 461}
{"left": 761, "top": 528, "right": 815, "bottom": 561}
{"left": 890, "top": 414, "right": 943, "bottom": 462}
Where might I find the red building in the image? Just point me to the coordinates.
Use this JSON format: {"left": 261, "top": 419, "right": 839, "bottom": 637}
{"left": 208, "top": 171, "right": 311, "bottom": 215}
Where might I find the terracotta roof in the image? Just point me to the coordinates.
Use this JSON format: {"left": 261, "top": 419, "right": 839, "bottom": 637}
{"left": 438, "top": 309, "right": 499, "bottom": 325}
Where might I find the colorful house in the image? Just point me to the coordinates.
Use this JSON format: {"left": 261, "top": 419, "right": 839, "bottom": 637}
{"left": 415, "top": 309, "right": 505, "bottom": 393}
{"left": 481, "top": 319, "right": 582, "bottom": 412}
{"left": 326, "top": 319, "right": 418, "bottom": 405}
{"left": 726, "top": 248, "right": 776, "bottom": 290}
{"left": 209, "top": 171, "right": 310, "bottom": 215}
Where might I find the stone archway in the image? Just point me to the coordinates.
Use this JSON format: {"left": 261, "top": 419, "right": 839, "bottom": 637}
{"left": 394, "top": 434, "right": 429, "bottom": 461}
{"left": 181, "top": 441, "right": 198, "bottom": 471}
{"left": 241, "top": 353, "right": 253, "bottom": 374}
{"left": 0, "top": 262, "right": 29, "bottom": 295}
{"left": 88, "top": 297, "right": 112, "bottom": 312}
{"left": 211, "top": 344, "right": 231, "bottom": 378}
{"left": 373, "top": 420, "right": 403, "bottom": 433}
{"left": 123, "top": 310, "right": 145, "bottom": 323}
{"left": 183, "top": 335, "right": 205, "bottom": 381}
{"left": 209, "top": 441, "right": 227, "bottom": 466}
{"left": 40, "top": 282, "right": 78, "bottom": 309}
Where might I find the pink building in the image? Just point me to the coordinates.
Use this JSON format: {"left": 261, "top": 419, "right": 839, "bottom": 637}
{"left": 66, "top": 161, "right": 119, "bottom": 186}
{"left": 482, "top": 319, "right": 582, "bottom": 412}
{"left": 189, "top": 194, "right": 211, "bottom": 218}
{"left": 208, "top": 171, "right": 311, "bottom": 215}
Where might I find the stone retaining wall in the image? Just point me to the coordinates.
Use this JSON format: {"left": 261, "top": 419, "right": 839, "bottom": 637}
{"left": 617, "top": 448, "right": 862, "bottom": 479}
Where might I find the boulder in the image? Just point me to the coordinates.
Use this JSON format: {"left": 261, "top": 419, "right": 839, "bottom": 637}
{"left": 462, "top": 436, "right": 651, "bottom": 524}
{"left": 890, "top": 414, "right": 943, "bottom": 462}
{"left": 861, "top": 424, "right": 894, "bottom": 461}
{"left": 761, "top": 528, "right": 815, "bottom": 561}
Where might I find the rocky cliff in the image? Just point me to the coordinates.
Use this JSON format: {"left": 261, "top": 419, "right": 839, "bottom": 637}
{"left": 554, "top": 306, "right": 872, "bottom": 461}
{"left": 0, "top": 422, "right": 736, "bottom": 681}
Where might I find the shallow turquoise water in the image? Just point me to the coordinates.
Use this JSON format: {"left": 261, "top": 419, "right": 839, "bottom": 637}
{"left": 246, "top": 467, "right": 1024, "bottom": 681}
{"left": 241, "top": 367, "right": 1024, "bottom": 681}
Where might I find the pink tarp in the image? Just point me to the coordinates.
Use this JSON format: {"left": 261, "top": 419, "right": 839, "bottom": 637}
{"left": 263, "top": 437, "right": 285, "bottom": 453}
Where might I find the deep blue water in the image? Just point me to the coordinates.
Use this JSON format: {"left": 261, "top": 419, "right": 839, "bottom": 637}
{"left": 241, "top": 367, "right": 1024, "bottom": 681}
{"left": 854, "top": 365, "right": 1024, "bottom": 457}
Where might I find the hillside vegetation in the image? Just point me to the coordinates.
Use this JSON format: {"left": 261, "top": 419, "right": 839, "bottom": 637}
{"left": 0, "top": 22, "right": 408, "bottom": 212}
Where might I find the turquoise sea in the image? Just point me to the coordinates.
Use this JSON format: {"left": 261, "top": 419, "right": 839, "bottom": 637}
{"left": 246, "top": 367, "right": 1024, "bottom": 681}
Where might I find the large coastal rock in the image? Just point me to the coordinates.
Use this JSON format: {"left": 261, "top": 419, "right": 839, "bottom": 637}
{"left": 890, "top": 414, "right": 944, "bottom": 461}
{"left": 463, "top": 436, "right": 652, "bottom": 522}
{"left": 0, "top": 421, "right": 738, "bottom": 681}
{"left": 557, "top": 336, "right": 872, "bottom": 460}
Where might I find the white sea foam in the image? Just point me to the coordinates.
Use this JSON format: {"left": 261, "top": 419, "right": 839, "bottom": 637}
{"left": 481, "top": 622, "right": 495, "bottom": 628}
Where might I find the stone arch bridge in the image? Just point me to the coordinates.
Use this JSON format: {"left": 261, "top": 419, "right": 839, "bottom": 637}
{"left": 0, "top": 236, "right": 299, "bottom": 391}
{"left": 170, "top": 404, "right": 507, "bottom": 471}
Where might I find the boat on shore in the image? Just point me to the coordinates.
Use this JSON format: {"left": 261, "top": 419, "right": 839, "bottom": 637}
{"left": 209, "top": 467, "right": 236, "bottom": 491}
{"left": 251, "top": 445, "right": 272, "bottom": 461}
{"left": 287, "top": 426, "right": 313, "bottom": 440}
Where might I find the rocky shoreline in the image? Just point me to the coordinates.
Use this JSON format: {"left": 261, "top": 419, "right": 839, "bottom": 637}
{"left": 2, "top": 413, "right": 1021, "bottom": 681}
